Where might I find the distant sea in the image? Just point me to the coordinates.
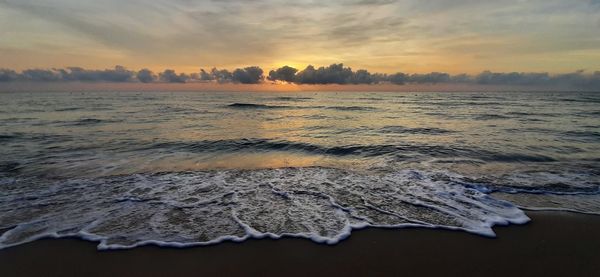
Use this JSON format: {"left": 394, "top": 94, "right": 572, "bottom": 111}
{"left": 1, "top": 91, "right": 599, "bottom": 249}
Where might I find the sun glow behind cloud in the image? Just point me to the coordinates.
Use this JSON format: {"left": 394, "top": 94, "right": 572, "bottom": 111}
{"left": 0, "top": 0, "right": 599, "bottom": 75}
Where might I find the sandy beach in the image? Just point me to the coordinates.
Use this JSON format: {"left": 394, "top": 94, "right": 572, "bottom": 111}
{"left": 1, "top": 211, "right": 599, "bottom": 277}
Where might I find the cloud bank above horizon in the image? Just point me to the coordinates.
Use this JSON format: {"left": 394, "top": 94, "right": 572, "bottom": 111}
{"left": 2, "top": 64, "right": 599, "bottom": 90}
{"left": 1, "top": 0, "right": 599, "bottom": 74}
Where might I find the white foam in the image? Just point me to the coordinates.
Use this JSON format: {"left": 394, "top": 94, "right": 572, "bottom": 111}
{"left": 0, "top": 167, "right": 537, "bottom": 250}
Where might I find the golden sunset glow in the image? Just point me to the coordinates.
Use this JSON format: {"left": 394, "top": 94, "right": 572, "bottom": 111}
{"left": 1, "top": 0, "right": 599, "bottom": 75}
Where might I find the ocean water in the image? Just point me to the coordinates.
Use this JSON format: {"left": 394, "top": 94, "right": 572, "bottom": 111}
{"left": 0, "top": 91, "right": 599, "bottom": 250}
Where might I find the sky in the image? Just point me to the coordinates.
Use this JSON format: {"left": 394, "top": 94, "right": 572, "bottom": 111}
{"left": 0, "top": 0, "right": 599, "bottom": 75}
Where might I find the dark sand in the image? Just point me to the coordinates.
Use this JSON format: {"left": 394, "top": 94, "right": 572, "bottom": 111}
{"left": 1, "top": 211, "right": 599, "bottom": 277}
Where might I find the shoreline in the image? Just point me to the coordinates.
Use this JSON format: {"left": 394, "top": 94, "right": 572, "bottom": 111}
{"left": 1, "top": 211, "right": 599, "bottom": 276}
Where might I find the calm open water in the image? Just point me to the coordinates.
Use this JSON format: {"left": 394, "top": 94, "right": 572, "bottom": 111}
{"left": 1, "top": 91, "right": 599, "bottom": 249}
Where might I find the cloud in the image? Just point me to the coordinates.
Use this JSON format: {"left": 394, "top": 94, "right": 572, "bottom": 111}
{"left": 20, "top": 69, "right": 63, "bottom": 82}
{"left": 475, "top": 71, "right": 550, "bottom": 85}
{"left": 0, "top": 69, "right": 19, "bottom": 82}
{"left": 232, "top": 66, "right": 264, "bottom": 84}
{"left": 199, "top": 69, "right": 214, "bottom": 81}
{"left": 136, "top": 69, "right": 156, "bottom": 83}
{"left": 550, "top": 70, "right": 600, "bottom": 88}
{"left": 1, "top": 64, "right": 599, "bottom": 90}
{"left": 158, "top": 69, "right": 189, "bottom": 83}
{"left": 295, "top": 64, "right": 354, "bottom": 84}
{"left": 349, "top": 69, "right": 375, "bottom": 84}
{"left": 351, "top": 0, "right": 397, "bottom": 6}
{"left": 408, "top": 72, "right": 451, "bottom": 84}
{"left": 60, "top": 66, "right": 135, "bottom": 82}
{"left": 267, "top": 66, "right": 298, "bottom": 83}
{"left": 388, "top": 72, "right": 408, "bottom": 85}
{"left": 209, "top": 68, "right": 233, "bottom": 83}
{"left": 292, "top": 64, "right": 380, "bottom": 84}
{"left": 470, "top": 70, "right": 600, "bottom": 89}
{"left": 1, "top": 0, "right": 599, "bottom": 73}
{"left": 468, "top": 70, "right": 600, "bottom": 89}
{"left": 9, "top": 66, "right": 136, "bottom": 82}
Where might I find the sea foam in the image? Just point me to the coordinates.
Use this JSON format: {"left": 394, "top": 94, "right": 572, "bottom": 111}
{"left": 0, "top": 167, "right": 531, "bottom": 250}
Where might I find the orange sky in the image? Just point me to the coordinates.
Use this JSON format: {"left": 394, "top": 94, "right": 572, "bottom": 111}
{"left": 1, "top": 0, "right": 599, "bottom": 75}
{"left": 0, "top": 81, "right": 580, "bottom": 93}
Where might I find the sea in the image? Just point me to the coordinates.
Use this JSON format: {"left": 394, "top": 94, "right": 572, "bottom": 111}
{"left": 0, "top": 91, "right": 599, "bottom": 250}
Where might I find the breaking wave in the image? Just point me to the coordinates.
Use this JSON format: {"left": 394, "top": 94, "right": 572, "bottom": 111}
{"left": 0, "top": 168, "right": 531, "bottom": 250}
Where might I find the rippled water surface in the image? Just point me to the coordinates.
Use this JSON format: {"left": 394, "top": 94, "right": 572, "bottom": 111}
{"left": 1, "top": 91, "right": 599, "bottom": 249}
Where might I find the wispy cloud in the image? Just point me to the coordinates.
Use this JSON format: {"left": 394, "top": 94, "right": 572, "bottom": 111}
{"left": 0, "top": 0, "right": 599, "bottom": 73}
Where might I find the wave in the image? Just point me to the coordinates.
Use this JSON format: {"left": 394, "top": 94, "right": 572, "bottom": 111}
{"left": 0, "top": 132, "right": 71, "bottom": 143}
{"left": 0, "top": 168, "right": 531, "bottom": 250}
{"left": 358, "top": 97, "right": 384, "bottom": 101}
{"left": 54, "top": 107, "right": 81, "bottom": 112}
{"left": 492, "top": 193, "right": 600, "bottom": 215}
{"left": 144, "top": 138, "right": 556, "bottom": 163}
{"left": 561, "top": 131, "right": 600, "bottom": 142}
{"left": 582, "top": 111, "right": 600, "bottom": 116}
{"left": 380, "top": 126, "right": 453, "bottom": 135}
{"left": 269, "top": 97, "right": 313, "bottom": 102}
{"left": 506, "top": 111, "right": 559, "bottom": 117}
{"left": 226, "top": 104, "right": 376, "bottom": 112}
{"left": 227, "top": 103, "right": 292, "bottom": 109}
{"left": 325, "top": 106, "right": 377, "bottom": 111}
{"left": 470, "top": 171, "right": 600, "bottom": 195}
{"left": 558, "top": 98, "right": 600, "bottom": 103}
{"left": 64, "top": 118, "right": 124, "bottom": 126}
{"left": 155, "top": 106, "right": 200, "bottom": 114}
{"left": 0, "top": 161, "right": 21, "bottom": 173}
{"left": 0, "top": 134, "right": 17, "bottom": 141}
{"left": 473, "top": 114, "right": 511, "bottom": 120}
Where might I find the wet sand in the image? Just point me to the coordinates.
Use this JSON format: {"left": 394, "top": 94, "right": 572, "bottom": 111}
{"left": 1, "top": 211, "right": 599, "bottom": 277}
